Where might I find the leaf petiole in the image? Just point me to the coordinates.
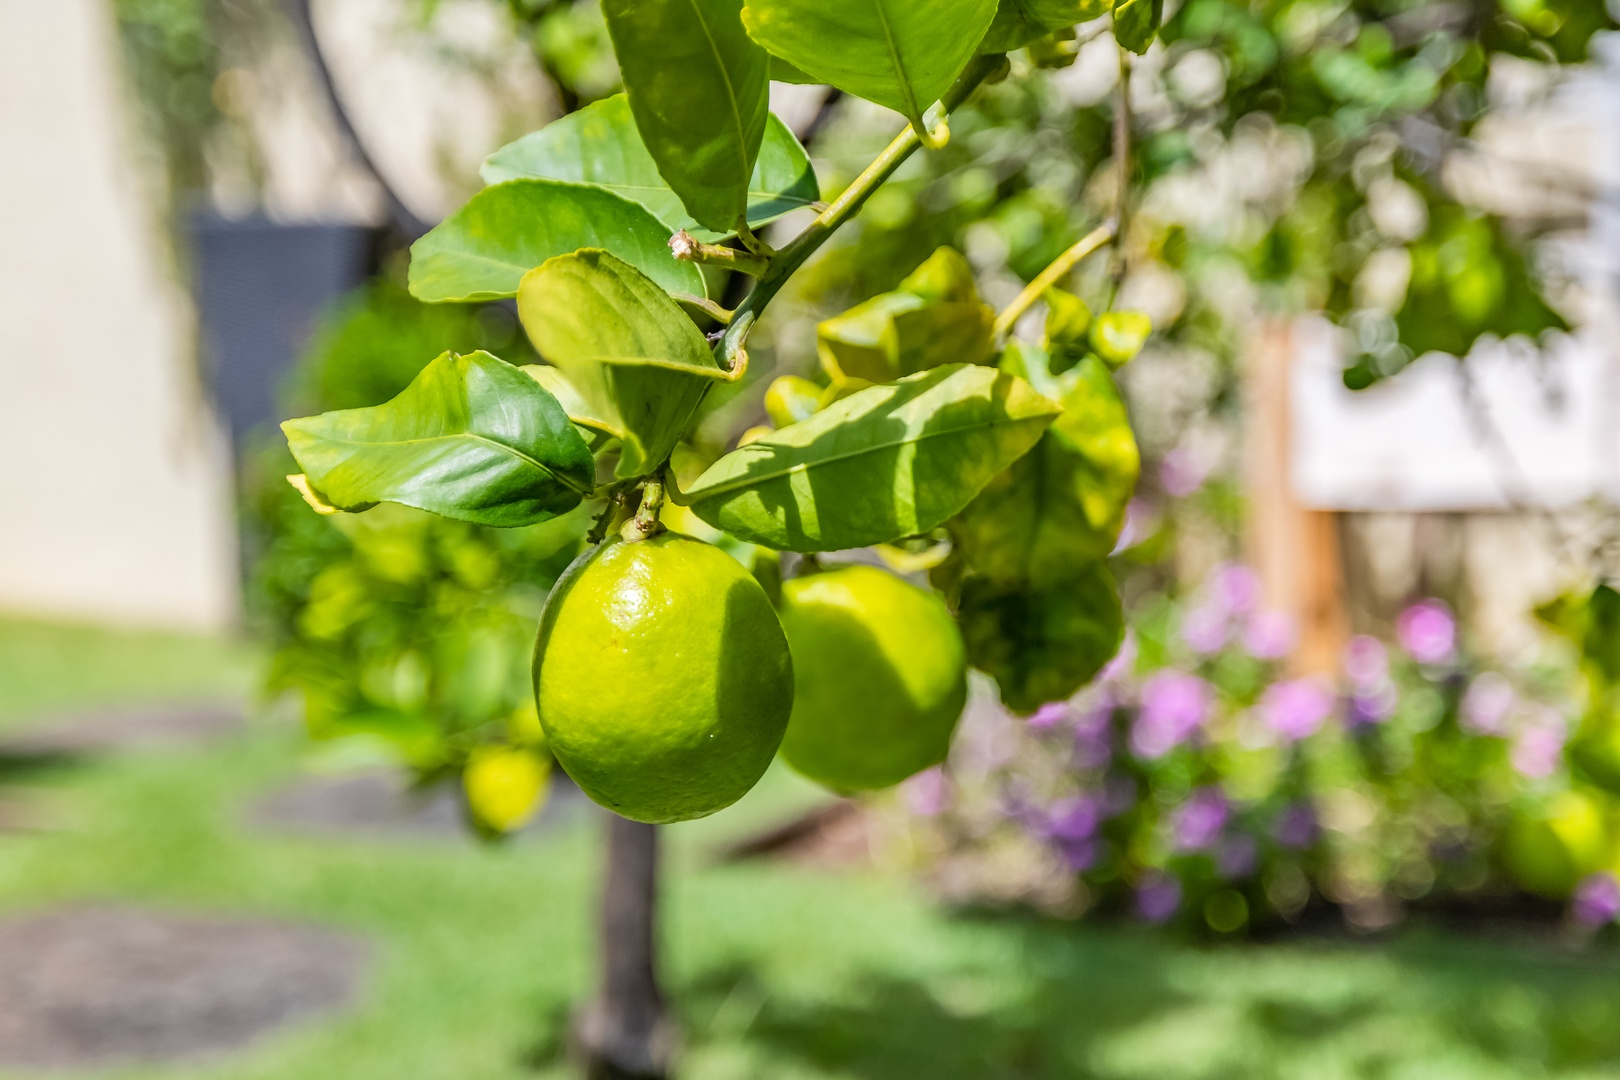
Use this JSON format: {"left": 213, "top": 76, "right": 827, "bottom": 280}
{"left": 669, "top": 231, "right": 771, "bottom": 277}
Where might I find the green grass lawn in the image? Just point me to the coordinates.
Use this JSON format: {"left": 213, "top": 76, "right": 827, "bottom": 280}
{"left": 2, "top": 619, "right": 1620, "bottom": 1079}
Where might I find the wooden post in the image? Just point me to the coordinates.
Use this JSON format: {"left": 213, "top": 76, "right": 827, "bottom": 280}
{"left": 576, "top": 816, "right": 674, "bottom": 1080}
{"left": 1246, "top": 320, "right": 1350, "bottom": 676}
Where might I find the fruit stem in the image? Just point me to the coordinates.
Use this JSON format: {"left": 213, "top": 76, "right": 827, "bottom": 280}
{"left": 620, "top": 478, "right": 665, "bottom": 544}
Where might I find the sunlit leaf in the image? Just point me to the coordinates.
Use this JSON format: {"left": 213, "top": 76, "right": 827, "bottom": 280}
{"left": 742, "top": 0, "right": 997, "bottom": 136}
{"left": 408, "top": 179, "right": 704, "bottom": 302}
{"left": 677, "top": 364, "right": 1060, "bottom": 552}
{"left": 482, "top": 94, "right": 818, "bottom": 242}
{"left": 1112, "top": 0, "right": 1162, "bottom": 54}
{"left": 952, "top": 353, "right": 1139, "bottom": 583}
{"left": 282, "top": 351, "right": 594, "bottom": 527}
{"left": 602, "top": 0, "right": 771, "bottom": 234}
{"left": 518, "top": 250, "right": 729, "bottom": 479}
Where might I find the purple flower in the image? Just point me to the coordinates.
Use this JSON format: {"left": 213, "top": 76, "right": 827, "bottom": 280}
{"left": 1511, "top": 722, "right": 1565, "bottom": 779}
{"left": 1044, "top": 795, "right": 1100, "bottom": 842}
{"left": 1218, "top": 834, "right": 1260, "bottom": 879}
{"left": 1211, "top": 563, "right": 1261, "bottom": 615}
{"left": 1273, "top": 803, "right": 1318, "bottom": 849}
{"left": 1343, "top": 635, "right": 1389, "bottom": 693}
{"left": 1461, "top": 672, "right": 1515, "bottom": 736}
{"left": 1243, "top": 610, "right": 1297, "bottom": 660}
{"left": 903, "top": 767, "right": 950, "bottom": 816}
{"left": 1131, "top": 672, "right": 1212, "bottom": 759}
{"left": 1172, "top": 786, "right": 1229, "bottom": 851}
{"left": 1572, "top": 872, "right": 1620, "bottom": 926}
{"left": 1028, "top": 701, "right": 1070, "bottom": 731}
{"left": 1159, "top": 446, "right": 1209, "bottom": 498}
{"left": 1260, "top": 678, "right": 1334, "bottom": 741}
{"left": 1397, "top": 599, "right": 1457, "bottom": 665}
{"left": 1181, "top": 604, "right": 1229, "bottom": 655}
{"left": 1042, "top": 796, "right": 1102, "bottom": 871}
{"left": 1071, "top": 695, "right": 1115, "bottom": 770}
{"left": 1346, "top": 684, "right": 1398, "bottom": 725}
{"left": 1135, "top": 873, "right": 1183, "bottom": 923}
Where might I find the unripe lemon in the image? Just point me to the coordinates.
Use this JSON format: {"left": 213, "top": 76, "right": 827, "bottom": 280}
{"left": 532, "top": 533, "right": 793, "bottom": 823}
{"left": 463, "top": 744, "right": 550, "bottom": 835}
{"left": 777, "top": 565, "right": 967, "bottom": 792}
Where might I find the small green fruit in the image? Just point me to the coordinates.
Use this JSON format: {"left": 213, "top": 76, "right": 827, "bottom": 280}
{"left": 533, "top": 534, "right": 793, "bottom": 823}
{"left": 777, "top": 566, "right": 967, "bottom": 792}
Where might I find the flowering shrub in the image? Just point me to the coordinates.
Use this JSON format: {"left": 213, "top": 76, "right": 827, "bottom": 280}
{"left": 907, "top": 568, "right": 1620, "bottom": 935}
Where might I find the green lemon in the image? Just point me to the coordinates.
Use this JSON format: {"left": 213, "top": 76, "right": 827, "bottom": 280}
{"left": 463, "top": 744, "right": 550, "bottom": 835}
{"left": 532, "top": 533, "right": 793, "bottom": 823}
{"left": 777, "top": 565, "right": 968, "bottom": 792}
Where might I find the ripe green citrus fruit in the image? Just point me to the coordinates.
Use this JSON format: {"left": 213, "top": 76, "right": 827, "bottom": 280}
{"left": 532, "top": 533, "right": 793, "bottom": 823}
{"left": 777, "top": 565, "right": 967, "bottom": 792}
{"left": 463, "top": 744, "right": 550, "bottom": 835}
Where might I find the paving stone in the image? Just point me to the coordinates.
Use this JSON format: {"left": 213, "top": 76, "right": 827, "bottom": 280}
{"left": 0, "top": 906, "right": 367, "bottom": 1069}
{"left": 247, "top": 768, "right": 591, "bottom": 840}
{"left": 0, "top": 703, "right": 244, "bottom": 759}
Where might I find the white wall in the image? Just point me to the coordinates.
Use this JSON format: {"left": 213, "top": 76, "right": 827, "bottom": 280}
{"left": 0, "top": 0, "right": 239, "bottom": 631}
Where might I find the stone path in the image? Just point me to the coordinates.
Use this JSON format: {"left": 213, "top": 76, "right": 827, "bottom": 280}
{"left": 0, "top": 703, "right": 243, "bottom": 760}
{"left": 0, "top": 906, "right": 366, "bottom": 1069}
{"left": 248, "top": 769, "right": 591, "bottom": 840}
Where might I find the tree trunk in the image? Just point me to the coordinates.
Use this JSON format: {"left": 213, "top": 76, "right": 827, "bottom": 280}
{"left": 577, "top": 816, "right": 674, "bottom": 1080}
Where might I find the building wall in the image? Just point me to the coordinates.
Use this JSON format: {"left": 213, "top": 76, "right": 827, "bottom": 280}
{"left": 0, "top": 0, "right": 239, "bottom": 631}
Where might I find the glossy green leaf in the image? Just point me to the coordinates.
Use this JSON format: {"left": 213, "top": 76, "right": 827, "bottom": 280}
{"left": 282, "top": 351, "right": 594, "bottom": 527}
{"left": 518, "top": 250, "right": 729, "bottom": 479}
{"left": 817, "top": 248, "right": 994, "bottom": 381}
{"left": 482, "top": 95, "right": 818, "bottom": 243}
{"left": 1090, "top": 310, "right": 1152, "bottom": 368}
{"left": 952, "top": 353, "right": 1138, "bottom": 584}
{"left": 1112, "top": 0, "right": 1162, "bottom": 55}
{"left": 957, "top": 562, "right": 1123, "bottom": 714}
{"left": 602, "top": 0, "right": 770, "bottom": 234}
{"left": 677, "top": 364, "right": 1060, "bottom": 552}
{"left": 408, "top": 179, "right": 704, "bottom": 303}
{"left": 741, "top": 0, "right": 997, "bottom": 135}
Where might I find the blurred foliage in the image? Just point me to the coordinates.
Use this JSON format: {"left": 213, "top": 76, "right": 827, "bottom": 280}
{"left": 112, "top": 0, "right": 225, "bottom": 193}
{"left": 249, "top": 275, "right": 571, "bottom": 835}
{"left": 912, "top": 575, "right": 1620, "bottom": 934}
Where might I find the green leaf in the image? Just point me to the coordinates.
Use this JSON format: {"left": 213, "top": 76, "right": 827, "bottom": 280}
{"left": 951, "top": 354, "right": 1138, "bottom": 584}
{"left": 742, "top": 0, "right": 997, "bottom": 136}
{"left": 408, "top": 179, "right": 705, "bottom": 303}
{"left": 481, "top": 95, "right": 818, "bottom": 243}
{"left": 518, "top": 250, "right": 729, "bottom": 479}
{"left": 602, "top": 0, "right": 770, "bottom": 234}
{"left": 520, "top": 365, "right": 617, "bottom": 437}
{"left": 1090, "top": 310, "right": 1152, "bottom": 368}
{"left": 1042, "top": 287, "right": 1092, "bottom": 374}
{"left": 957, "top": 562, "right": 1123, "bottom": 714}
{"left": 979, "top": 0, "right": 1109, "bottom": 50}
{"left": 1112, "top": 0, "right": 1162, "bottom": 55}
{"left": 282, "top": 351, "right": 594, "bottom": 527}
{"left": 677, "top": 364, "right": 1060, "bottom": 552}
{"left": 816, "top": 247, "right": 994, "bottom": 381}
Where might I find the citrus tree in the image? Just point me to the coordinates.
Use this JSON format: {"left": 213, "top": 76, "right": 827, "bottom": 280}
{"left": 279, "top": 2, "right": 1161, "bottom": 1075}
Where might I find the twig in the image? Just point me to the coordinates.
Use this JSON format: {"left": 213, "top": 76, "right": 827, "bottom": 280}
{"left": 992, "top": 220, "right": 1117, "bottom": 340}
